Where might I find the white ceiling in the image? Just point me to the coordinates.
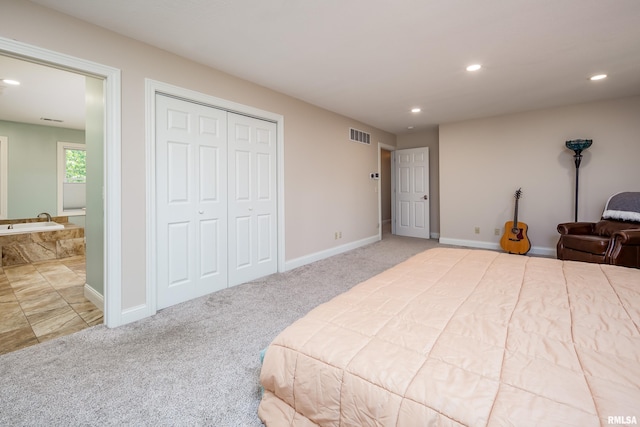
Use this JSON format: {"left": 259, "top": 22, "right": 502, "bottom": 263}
{"left": 0, "top": 55, "right": 86, "bottom": 130}
{"left": 5, "top": 0, "right": 640, "bottom": 134}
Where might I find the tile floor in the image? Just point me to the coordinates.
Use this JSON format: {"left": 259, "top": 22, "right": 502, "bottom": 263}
{"left": 0, "top": 255, "right": 103, "bottom": 355}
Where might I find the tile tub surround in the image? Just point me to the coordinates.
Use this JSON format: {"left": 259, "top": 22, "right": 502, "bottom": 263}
{"left": 0, "top": 215, "right": 70, "bottom": 226}
{"left": 0, "top": 218, "right": 84, "bottom": 267}
{"left": 0, "top": 221, "right": 65, "bottom": 234}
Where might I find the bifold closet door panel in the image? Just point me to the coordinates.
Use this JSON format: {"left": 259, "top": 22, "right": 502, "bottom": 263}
{"left": 155, "top": 94, "right": 228, "bottom": 309}
{"left": 227, "top": 112, "right": 277, "bottom": 287}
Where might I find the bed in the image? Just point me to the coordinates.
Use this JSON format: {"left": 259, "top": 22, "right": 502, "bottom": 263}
{"left": 258, "top": 248, "right": 640, "bottom": 426}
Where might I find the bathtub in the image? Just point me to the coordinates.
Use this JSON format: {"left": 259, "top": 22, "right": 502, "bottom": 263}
{"left": 0, "top": 222, "right": 65, "bottom": 235}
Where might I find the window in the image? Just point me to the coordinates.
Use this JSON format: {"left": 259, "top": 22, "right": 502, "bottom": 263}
{"left": 57, "top": 141, "right": 86, "bottom": 216}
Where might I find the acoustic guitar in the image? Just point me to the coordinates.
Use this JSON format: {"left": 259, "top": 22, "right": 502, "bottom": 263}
{"left": 500, "top": 188, "right": 531, "bottom": 255}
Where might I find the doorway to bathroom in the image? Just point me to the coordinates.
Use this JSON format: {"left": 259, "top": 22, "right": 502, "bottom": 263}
{"left": 0, "top": 53, "right": 105, "bottom": 354}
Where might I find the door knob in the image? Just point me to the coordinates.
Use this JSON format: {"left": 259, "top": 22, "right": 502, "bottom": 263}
{"left": 198, "top": 210, "right": 204, "bottom": 214}
{"left": 423, "top": 195, "right": 428, "bottom": 200}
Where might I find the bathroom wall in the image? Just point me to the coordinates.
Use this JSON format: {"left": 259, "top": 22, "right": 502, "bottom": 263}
{"left": 0, "top": 120, "right": 85, "bottom": 219}
{"left": 85, "top": 76, "right": 104, "bottom": 295}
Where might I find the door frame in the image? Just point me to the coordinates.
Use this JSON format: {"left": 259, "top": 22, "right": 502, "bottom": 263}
{"left": 377, "top": 142, "right": 396, "bottom": 239}
{"left": 145, "top": 79, "right": 285, "bottom": 316}
{"left": 0, "top": 36, "right": 123, "bottom": 327}
{"left": 0, "top": 135, "right": 7, "bottom": 219}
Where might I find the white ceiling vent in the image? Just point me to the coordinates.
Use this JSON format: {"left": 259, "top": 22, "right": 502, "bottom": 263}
{"left": 349, "top": 128, "right": 370, "bottom": 145}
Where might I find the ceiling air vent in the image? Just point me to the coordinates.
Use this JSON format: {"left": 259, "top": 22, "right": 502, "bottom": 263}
{"left": 40, "top": 117, "right": 64, "bottom": 123}
{"left": 349, "top": 128, "right": 370, "bottom": 145}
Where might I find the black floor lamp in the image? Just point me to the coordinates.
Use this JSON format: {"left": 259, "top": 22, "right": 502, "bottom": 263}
{"left": 565, "top": 139, "right": 593, "bottom": 222}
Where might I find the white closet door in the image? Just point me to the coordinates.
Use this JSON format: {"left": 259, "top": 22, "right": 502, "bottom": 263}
{"left": 156, "top": 95, "right": 228, "bottom": 309}
{"left": 227, "top": 113, "right": 277, "bottom": 286}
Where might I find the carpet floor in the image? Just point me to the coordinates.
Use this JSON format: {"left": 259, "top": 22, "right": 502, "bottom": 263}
{"left": 0, "top": 233, "right": 444, "bottom": 426}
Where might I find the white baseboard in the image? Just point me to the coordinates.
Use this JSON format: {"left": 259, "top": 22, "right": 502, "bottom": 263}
{"left": 84, "top": 282, "right": 152, "bottom": 327}
{"left": 530, "top": 245, "right": 556, "bottom": 257}
{"left": 284, "top": 235, "right": 379, "bottom": 271}
{"left": 284, "top": 232, "right": 449, "bottom": 272}
{"left": 120, "top": 304, "right": 154, "bottom": 326}
{"left": 84, "top": 284, "right": 104, "bottom": 311}
{"left": 438, "top": 237, "right": 556, "bottom": 257}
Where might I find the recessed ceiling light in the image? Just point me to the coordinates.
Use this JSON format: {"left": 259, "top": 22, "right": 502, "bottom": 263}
{"left": 411, "top": 108, "right": 421, "bottom": 113}
{"left": 407, "top": 126, "right": 414, "bottom": 130}
{"left": 466, "top": 64, "right": 482, "bottom": 72}
{"left": 2, "top": 79, "right": 20, "bottom": 85}
{"left": 590, "top": 74, "right": 607, "bottom": 81}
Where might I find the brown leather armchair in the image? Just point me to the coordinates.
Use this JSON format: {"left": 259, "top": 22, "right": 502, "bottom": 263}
{"left": 557, "top": 192, "right": 640, "bottom": 268}
{"left": 557, "top": 220, "right": 640, "bottom": 268}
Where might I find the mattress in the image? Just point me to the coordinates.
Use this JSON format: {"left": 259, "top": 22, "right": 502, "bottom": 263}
{"left": 258, "top": 248, "right": 640, "bottom": 426}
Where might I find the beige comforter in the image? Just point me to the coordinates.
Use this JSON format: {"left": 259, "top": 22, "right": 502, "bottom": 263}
{"left": 258, "top": 248, "right": 640, "bottom": 426}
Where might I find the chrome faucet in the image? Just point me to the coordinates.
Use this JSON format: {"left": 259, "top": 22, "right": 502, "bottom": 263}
{"left": 38, "top": 212, "right": 52, "bottom": 222}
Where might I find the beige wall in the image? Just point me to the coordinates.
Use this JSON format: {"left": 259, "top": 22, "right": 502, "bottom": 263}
{"left": 439, "top": 96, "right": 640, "bottom": 254}
{"left": 397, "top": 127, "right": 440, "bottom": 236}
{"left": 0, "top": 1, "right": 396, "bottom": 310}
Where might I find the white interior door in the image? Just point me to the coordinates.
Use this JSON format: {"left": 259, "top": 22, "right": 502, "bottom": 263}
{"left": 228, "top": 113, "right": 278, "bottom": 286}
{"left": 395, "top": 147, "right": 430, "bottom": 239}
{"left": 156, "top": 95, "right": 228, "bottom": 309}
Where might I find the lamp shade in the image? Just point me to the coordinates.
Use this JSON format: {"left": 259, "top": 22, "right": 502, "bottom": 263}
{"left": 565, "top": 139, "right": 592, "bottom": 153}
